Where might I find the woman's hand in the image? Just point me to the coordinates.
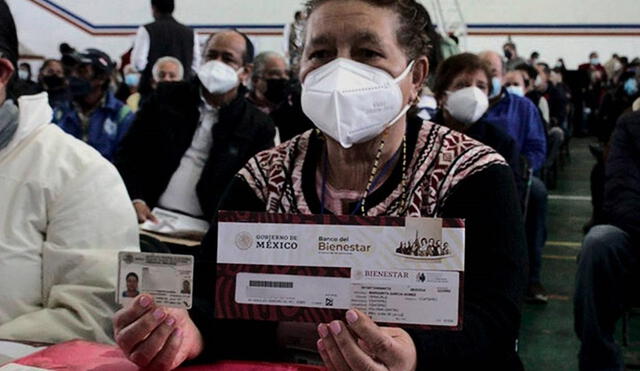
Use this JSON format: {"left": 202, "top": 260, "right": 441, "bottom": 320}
{"left": 113, "top": 295, "right": 204, "bottom": 370}
{"left": 317, "top": 309, "right": 417, "bottom": 371}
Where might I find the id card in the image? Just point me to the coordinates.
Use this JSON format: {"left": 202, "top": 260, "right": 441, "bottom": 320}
{"left": 216, "top": 211, "right": 465, "bottom": 330}
{"left": 117, "top": 251, "right": 194, "bottom": 309}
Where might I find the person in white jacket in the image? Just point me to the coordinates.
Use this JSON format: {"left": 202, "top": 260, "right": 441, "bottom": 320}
{"left": 0, "top": 0, "right": 139, "bottom": 344}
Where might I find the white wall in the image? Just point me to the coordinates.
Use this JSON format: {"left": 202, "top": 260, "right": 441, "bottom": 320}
{"left": 466, "top": 36, "right": 640, "bottom": 69}
{"left": 8, "top": 0, "right": 640, "bottom": 70}
{"left": 455, "top": 0, "right": 640, "bottom": 68}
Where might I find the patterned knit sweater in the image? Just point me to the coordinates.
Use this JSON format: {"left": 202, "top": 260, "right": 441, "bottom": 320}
{"left": 238, "top": 119, "right": 506, "bottom": 217}
{"left": 193, "top": 117, "right": 527, "bottom": 370}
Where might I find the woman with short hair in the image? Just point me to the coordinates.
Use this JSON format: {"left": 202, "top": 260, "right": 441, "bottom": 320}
{"left": 113, "top": 1, "right": 527, "bottom": 370}
{"left": 431, "top": 52, "right": 525, "bottom": 199}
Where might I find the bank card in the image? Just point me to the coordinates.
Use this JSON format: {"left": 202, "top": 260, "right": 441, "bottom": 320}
{"left": 117, "top": 251, "right": 193, "bottom": 309}
{"left": 216, "top": 211, "right": 464, "bottom": 330}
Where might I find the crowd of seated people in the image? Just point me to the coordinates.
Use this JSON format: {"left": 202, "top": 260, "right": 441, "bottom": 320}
{"left": 575, "top": 51, "right": 640, "bottom": 371}
{"left": 3, "top": 0, "right": 640, "bottom": 369}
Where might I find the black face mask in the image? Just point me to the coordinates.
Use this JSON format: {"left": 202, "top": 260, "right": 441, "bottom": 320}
{"left": 42, "top": 75, "right": 65, "bottom": 90}
{"left": 504, "top": 49, "right": 513, "bottom": 60}
{"left": 68, "top": 76, "right": 92, "bottom": 99}
{"left": 264, "top": 78, "right": 289, "bottom": 105}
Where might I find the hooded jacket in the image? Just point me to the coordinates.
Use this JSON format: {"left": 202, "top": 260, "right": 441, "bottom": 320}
{"left": 0, "top": 92, "right": 139, "bottom": 343}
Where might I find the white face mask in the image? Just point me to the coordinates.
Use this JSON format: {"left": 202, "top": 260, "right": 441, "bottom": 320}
{"left": 18, "top": 70, "right": 29, "bottom": 80}
{"left": 301, "top": 58, "right": 414, "bottom": 149}
{"left": 613, "top": 61, "right": 623, "bottom": 72}
{"left": 197, "top": 60, "right": 242, "bottom": 94}
{"left": 444, "top": 86, "right": 489, "bottom": 125}
{"left": 534, "top": 74, "right": 544, "bottom": 88}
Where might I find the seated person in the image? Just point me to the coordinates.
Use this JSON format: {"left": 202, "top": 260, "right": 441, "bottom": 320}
{"left": 510, "top": 65, "right": 550, "bottom": 127}
{"left": 430, "top": 52, "right": 524, "bottom": 198}
{"left": 509, "top": 65, "right": 564, "bottom": 178}
{"left": 113, "top": 1, "right": 527, "bottom": 370}
{"left": 151, "top": 56, "right": 184, "bottom": 88}
{"left": 248, "top": 51, "right": 314, "bottom": 143}
{"left": 534, "top": 62, "right": 568, "bottom": 129}
{"left": 121, "top": 64, "right": 141, "bottom": 112}
{"left": 247, "top": 51, "right": 290, "bottom": 115}
{"left": 549, "top": 66, "right": 573, "bottom": 131}
{"left": 479, "top": 51, "right": 547, "bottom": 173}
{"left": 37, "top": 58, "right": 70, "bottom": 108}
{"left": 16, "top": 62, "right": 39, "bottom": 94}
{"left": 52, "top": 48, "right": 135, "bottom": 162}
{"left": 597, "top": 71, "right": 640, "bottom": 143}
{"left": 532, "top": 63, "right": 565, "bottom": 178}
{"left": 0, "top": 3, "right": 139, "bottom": 344}
{"left": 575, "top": 110, "right": 640, "bottom": 371}
{"left": 116, "top": 30, "right": 275, "bottom": 223}
{"left": 481, "top": 50, "right": 550, "bottom": 303}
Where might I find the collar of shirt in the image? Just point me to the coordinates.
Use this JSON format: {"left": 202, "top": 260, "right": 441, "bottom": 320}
{"left": 199, "top": 90, "right": 218, "bottom": 113}
{"left": 198, "top": 91, "right": 220, "bottom": 134}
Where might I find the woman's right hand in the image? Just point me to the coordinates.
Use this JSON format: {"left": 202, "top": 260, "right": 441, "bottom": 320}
{"left": 133, "top": 201, "right": 158, "bottom": 223}
{"left": 113, "top": 295, "right": 204, "bottom": 370}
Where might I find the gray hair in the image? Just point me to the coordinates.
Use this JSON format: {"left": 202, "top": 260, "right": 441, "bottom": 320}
{"left": 151, "top": 56, "right": 184, "bottom": 81}
{"left": 252, "top": 51, "right": 287, "bottom": 78}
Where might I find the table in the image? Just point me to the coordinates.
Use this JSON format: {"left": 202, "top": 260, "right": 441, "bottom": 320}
{"left": 1, "top": 340, "right": 326, "bottom": 371}
{"left": 140, "top": 230, "right": 201, "bottom": 247}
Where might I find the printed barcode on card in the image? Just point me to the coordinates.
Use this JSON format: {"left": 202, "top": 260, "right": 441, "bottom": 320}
{"left": 248, "top": 280, "right": 293, "bottom": 288}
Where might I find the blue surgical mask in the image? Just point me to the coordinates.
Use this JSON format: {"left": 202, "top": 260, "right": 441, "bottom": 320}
{"left": 506, "top": 85, "right": 525, "bottom": 97}
{"left": 490, "top": 77, "right": 502, "bottom": 98}
{"left": 590, "top": 58, "right": 600, "bottom": 66}
{"left": 624, "top": 78, "right": 638, "bottom": 96}
{"left": 125, "top": 73, "right": 140, "bottom": 87}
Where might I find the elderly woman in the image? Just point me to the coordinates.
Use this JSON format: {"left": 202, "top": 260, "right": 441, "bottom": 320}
{"left": 112, "top": 0, "right": 526, "bottom": 370}
{"left": 431, "top": 53, "right": 524, "bottom": 198}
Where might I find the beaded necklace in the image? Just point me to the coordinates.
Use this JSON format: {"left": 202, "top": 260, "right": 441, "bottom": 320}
{"left": 320, "top": 135, "right": 407, "bottom": 215}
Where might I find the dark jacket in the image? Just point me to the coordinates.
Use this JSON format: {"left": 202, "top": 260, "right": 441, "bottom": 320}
{"left": 139, "top": 15, "right": 194, "bottom": 95}
{"left": 115, "top": 81, "right": 275, "bottom": 220}
{"left": 269, "top": 82, "right": 315, "bottom": 142}
{"left": 597, "top": 85, "right": 640, "bottom": 143}
{"left": 542, "top": 84, "right": 570, "bottom": 128}
{"left": 604, "top": 110, "right": 640, "bottom": 243}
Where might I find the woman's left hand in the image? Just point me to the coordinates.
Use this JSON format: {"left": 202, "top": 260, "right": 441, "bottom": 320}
{"left": 317, "top": 308, "right": 417, "bottom": 371}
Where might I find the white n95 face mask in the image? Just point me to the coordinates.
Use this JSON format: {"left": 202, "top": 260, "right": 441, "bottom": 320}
{"left": 301, "top": 58, "right": 414, "bottom": 148}
{"left": 197, "top": 60, "right": 241, "bottom": 94}
{"left": 444, "top": 86, "right": 489, "bottom": 125}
